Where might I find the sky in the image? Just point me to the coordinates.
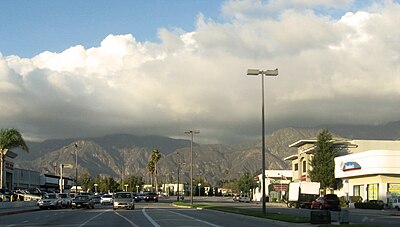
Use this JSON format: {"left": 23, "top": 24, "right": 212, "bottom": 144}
{"left": 0, "top": 0, "right": 399, "bottom": 144}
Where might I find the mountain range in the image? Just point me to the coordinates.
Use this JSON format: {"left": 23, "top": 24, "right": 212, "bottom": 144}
{"left": 13, "top": 121, "right": 400, "bottom": 185}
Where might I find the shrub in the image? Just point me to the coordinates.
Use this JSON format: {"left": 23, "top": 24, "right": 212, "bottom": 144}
{"left": 349, "top": 196, "right": 363, "bottom": 203}
{"left": 354, "top": 200, "right": 384, "bottom": 210}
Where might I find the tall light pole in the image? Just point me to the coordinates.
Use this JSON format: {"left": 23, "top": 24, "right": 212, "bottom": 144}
{"left": 74, "top": 143, "right": 78, "bottom": 189}
{"left": 184, "top": 129, "right": 200, "bottom": 205}
{"left": 246, "top": 68, "right": 278, "bottom": 214}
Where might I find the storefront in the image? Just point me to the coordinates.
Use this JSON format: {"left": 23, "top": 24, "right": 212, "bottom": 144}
{"left": 252, "top": 170, "right": 292, "bottom": 202}
{"left": 335, "top": 150, "right": 400, "bottom": 204}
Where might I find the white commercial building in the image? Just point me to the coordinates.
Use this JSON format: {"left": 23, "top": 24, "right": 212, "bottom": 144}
{"left": 335, "top": 149, "right": 400, "bottom": 204}
{"left": 252, "top": 170, "right": 292, "bottom": 202}
{"left": 284, "top": 138, "right": 400, "bottom": 205}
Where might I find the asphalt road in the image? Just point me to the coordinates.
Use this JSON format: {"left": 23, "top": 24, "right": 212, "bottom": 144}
{"left": 2, "top": 197, "right": 400, "bottom": 226}
{"left": 0, "top": 199, "right": 300, "bottom": 227}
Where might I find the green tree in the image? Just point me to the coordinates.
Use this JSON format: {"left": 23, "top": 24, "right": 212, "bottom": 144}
{"left": 309, "top": 129, "right": 339, "bottom": 194}
{"left": 147, "top": 160, "right": 155, "bottom": 189}
{"left": 0, "top": 128, "right": 29, "bottom": 189}
{"left": 122, "top": 175, "right": 144, "bottom": 192}
{"left": 77, "top": 172, "right": 93, "bottom": 192}
{"left": 150, "top": 149, "right": 161, "bottom": 192}
{"left": 238, "top": 173, "right": 258, "bottom": 195}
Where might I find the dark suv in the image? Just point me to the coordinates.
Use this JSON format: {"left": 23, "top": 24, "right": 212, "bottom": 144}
{"left": 144, "top": 192, "right": 158, "bottom": 202}
{"left": 311, "top": 194, "right": 341, "bottom": 211}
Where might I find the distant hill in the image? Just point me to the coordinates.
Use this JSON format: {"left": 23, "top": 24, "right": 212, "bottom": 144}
{"left": 319, "top": 120, "right": 400, "bottom": 140}
{"left": 13, "top": 121, "right": 400, "bottom": 185}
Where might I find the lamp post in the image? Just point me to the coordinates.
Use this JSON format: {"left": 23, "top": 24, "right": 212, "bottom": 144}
{"left": 94, "top": 183, "right": 98, "bottom": 194}
{"left": 124, "top": 184, "right": 128, "bottom": 192}
{"left": 136, "top": 185, "right": 139, "bottom": 193}
{"left": 246, "top": 68, "right": 278, "bottom": 214}
{"left": 184, "top": 129, "right": 200, "bottom": 205}
{"left": 74, "top": 143, "right": 78, "bottom": 188}
{"left": 177, "top": 162, "right": 180, "bottom": 201}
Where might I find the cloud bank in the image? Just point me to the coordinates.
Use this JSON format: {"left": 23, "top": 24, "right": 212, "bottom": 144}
{"left": 0, "top": 0, "right": 399, "bottom": 143}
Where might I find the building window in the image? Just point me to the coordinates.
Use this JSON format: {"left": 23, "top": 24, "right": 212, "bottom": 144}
{"left": 302, "top": 161, "right": 307, "bottom": 173}
{"left": 353, "top": 185, "right": 360, "bottom": 197}
{"left": 368, "top": 184, "right": 378, "bottom": 201}
{"left": 294, "top": 163, "right": 298, "bottom": 171}
{"left": 388, "top": 183, "right": 400, "bottom": 197}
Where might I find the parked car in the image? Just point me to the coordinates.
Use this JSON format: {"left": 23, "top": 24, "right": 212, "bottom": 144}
{"left": 392, "top": 197, "right": 400, "bottom": 210}
{"left": 38, "top": 193, "right": 62, "bottom": 209}
{"left": 71, "top": 194, "right": 95, "bottom": 209}
{"left": 144, "top": 192, "right": 158, "bottom": 202}
{"left": 59, "top": 193, "right": 72, "bottom": 208}
{"left": 233, "top": 194, "right": 240, "bottom": 202}
{"left": 239, "top": 194, "right": 250, "bottom": 203}
{"left": 113, "top": 192, "right": 135, "bottom": 210}
{"left": 93, "top": 195, "right": 101, "bottom": 204}
{"left": 311, "top": 194, "right": 341, "bottom": 211}
{"left": 100, "top": 194, "right": 113, "bottom": 205}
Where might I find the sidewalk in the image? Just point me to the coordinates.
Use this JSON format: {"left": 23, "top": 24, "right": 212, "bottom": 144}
{"left": 0, "top": 201, "right": 40, "bottom": 216}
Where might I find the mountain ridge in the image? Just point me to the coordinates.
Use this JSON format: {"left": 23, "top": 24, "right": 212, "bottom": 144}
{"left": 13, "top": 121, "right": 400, "bottom": 185}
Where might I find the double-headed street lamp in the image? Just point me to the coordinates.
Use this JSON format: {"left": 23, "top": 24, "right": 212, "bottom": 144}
{"left": 184, "top": 129, "right": 200, "bottom": 205}
{"left": 246, "top": 68, "right": 278, "bottom": 214}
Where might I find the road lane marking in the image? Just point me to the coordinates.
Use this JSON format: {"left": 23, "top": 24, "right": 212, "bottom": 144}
{"left": 168, "top": 210, "right": 222, "bottom": 227}
{"left": 142, "top": 208, "right": 161, "bottom": 227}
{"left": 114, "top": 211, "right": 140, "bottom": 227}
{"left": 79, "top": 209, "right": 108, "bottom": 227}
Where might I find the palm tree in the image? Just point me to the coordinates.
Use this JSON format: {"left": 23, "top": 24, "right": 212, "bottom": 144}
{"left": 151, "top": 149, "right": 161, "bottom": 192}
{"left": 0, "top": 128, "right": 29, "bottom": 190}
{"left": 146, "top": 160, "right": 155, "bottom": 189}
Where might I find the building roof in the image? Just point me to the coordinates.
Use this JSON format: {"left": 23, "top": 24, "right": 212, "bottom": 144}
{"left": 284, "top": 154, "right": 298, "bottom": 161}
{"left": 288, "top": 139, "right": 317, "bottom": 148}
{"left": 4, "top": 150, "right": 18, "bottom": 159}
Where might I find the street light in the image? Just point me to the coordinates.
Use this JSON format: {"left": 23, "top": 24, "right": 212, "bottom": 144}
{"left": 74, "top": 143, "right": 78, "bottom": 188}
{"left": 124, "top": 184, "right": 128, "bottom": 192}
{"left": 246, "top": 68, "right": 278, "bottom": 214}
{"left": 176, "top": 152, "right": 181, "bottom": 202}
{"left": 94, "top": 183, "right": 98, "bottom": 194}
{"left": 136, "top": 185, "right": 139, "bottom": 193}
{"left": 184, "top": 129, "right": 200, "bottom": 205}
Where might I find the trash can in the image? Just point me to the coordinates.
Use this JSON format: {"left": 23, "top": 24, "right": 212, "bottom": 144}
{"left": 310, "top": 210, "right": 331, "bottom": 224}
{"left": 339, "top": 210, "right": 349, "bottom": 224}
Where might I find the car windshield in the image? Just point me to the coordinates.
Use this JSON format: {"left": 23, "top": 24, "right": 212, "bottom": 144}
{"left": 76, "top": 195, "right": 89, "bottom": 200}
{"left": 59, "top": 194, "right": 67, "bottom": 198}
{"left": 45, "top": 194, "right": 57, "bottom": 199}
{"left": 102, "top": 194, "right": 112, "bottom": 198}
{"left": 115, "top": 193, "right": 131, "bottom": 199}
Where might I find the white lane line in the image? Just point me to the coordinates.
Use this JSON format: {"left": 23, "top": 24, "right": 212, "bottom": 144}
{"left": 168, "top": 210, "right": 222, "bottom": 227}
{"left": 79, "top": 210, "right": 108, "bottom": 227}
{"left": 114, "top": 211, "right": 140, "bottom": 227}
{"left": 142, "top": 208, "right": 161, "bottom": 227}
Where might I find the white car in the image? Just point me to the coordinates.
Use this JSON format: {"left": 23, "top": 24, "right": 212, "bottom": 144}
{"left": 391, "top": 197, "right": 400, "bottom": 210}
{"left": 38, "top": 193, "right": 62, "bottom": 209}
{"left": 113, "top": 192, "right": 135, "bottom": 210}
{"left": 239, "top": 194, "right": 250, "bottom": 203}
{"left": 59, "top": 193, "right": 72, "bottom": 208}
{"left": 100, "top": 194, "right": 113, "bottom": 205}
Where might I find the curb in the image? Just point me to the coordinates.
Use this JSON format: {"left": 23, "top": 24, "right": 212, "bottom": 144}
{"left": 0, "top": 208, "right": 40, "bottom": 217}
{"left": 171, "top": 203, "right": 193, "bottom": 209}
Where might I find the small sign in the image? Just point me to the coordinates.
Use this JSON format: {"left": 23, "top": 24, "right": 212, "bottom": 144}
{"left": 342, "top": 162, "right": 361, "bottom": 172}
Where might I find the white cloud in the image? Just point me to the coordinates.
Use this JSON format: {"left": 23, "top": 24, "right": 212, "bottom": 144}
{"left": 0, "top": 0, "right": 399, "bottom": 143}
